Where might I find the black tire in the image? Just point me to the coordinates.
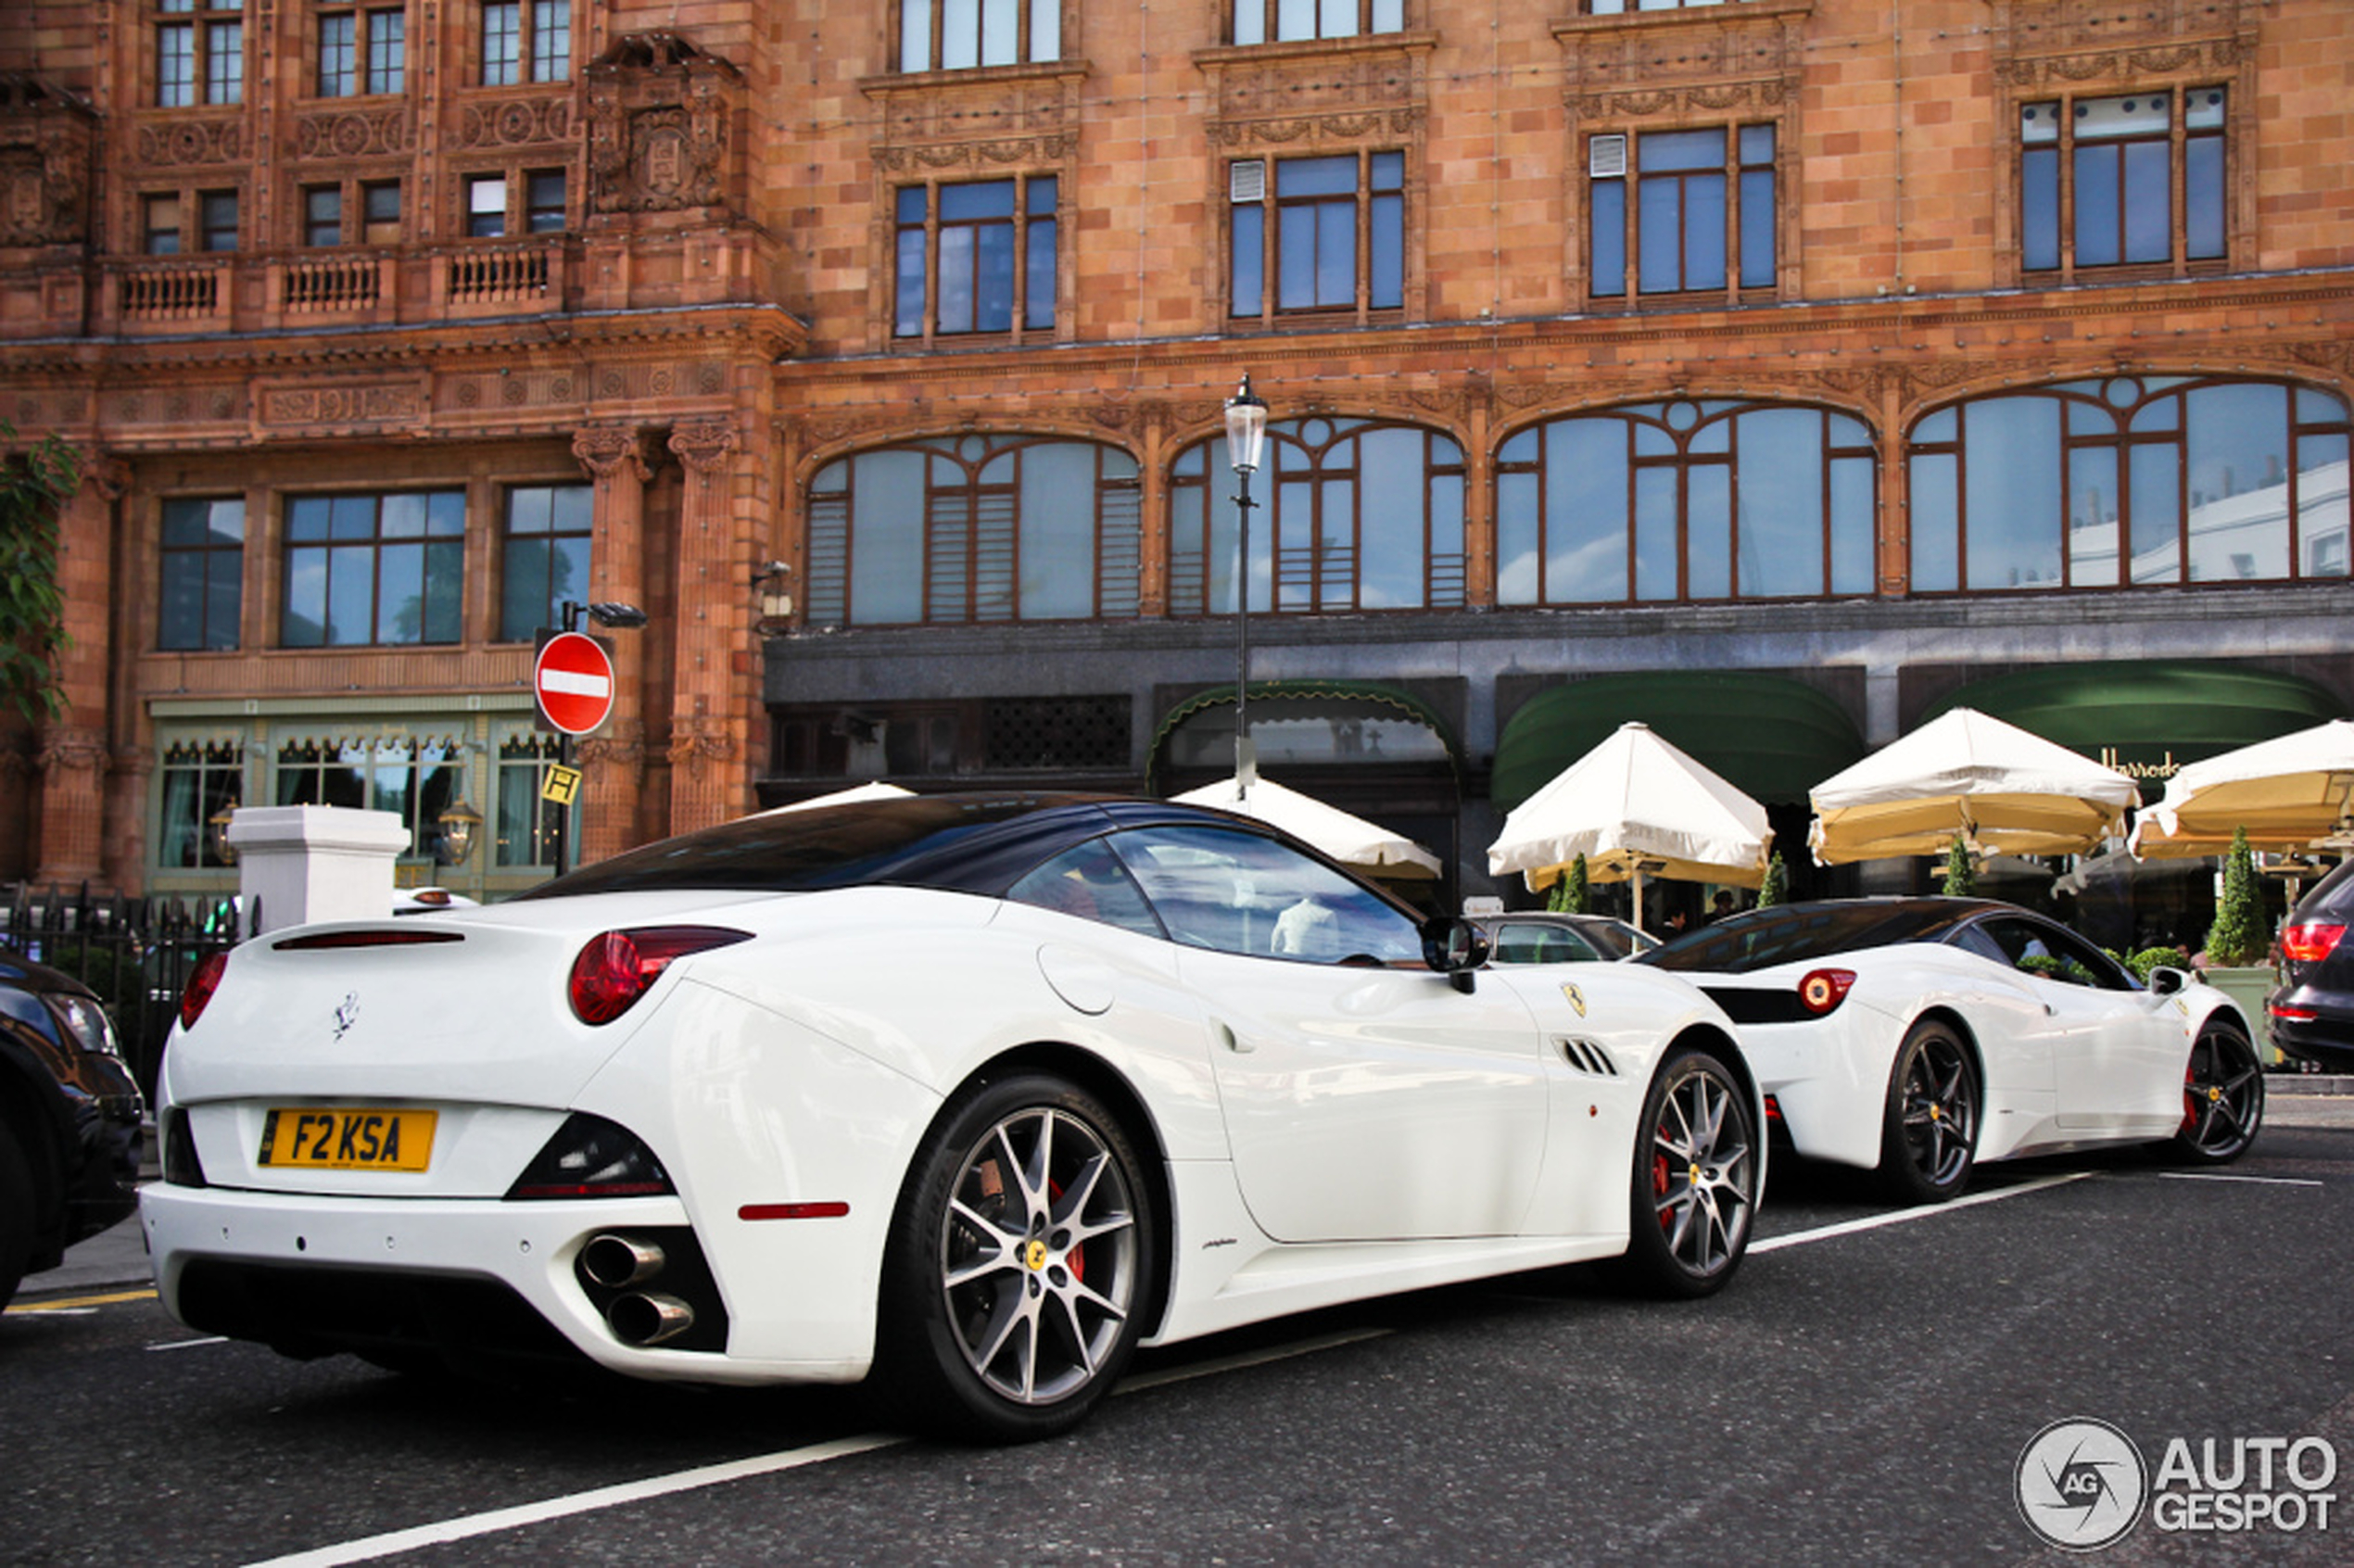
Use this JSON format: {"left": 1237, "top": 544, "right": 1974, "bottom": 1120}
{"left": 0, "top": 1119, "right": 36, "bottom": 1311}
{"left": 871, "top": 1072, "right": 1157, "bottom": 1443}
{"left": 2173, "top": 1017, "right": 2264, "bottom": 1164}
{"left": 1615, "top": 1043, "right": 1758, "bottom": 1299}
{"left": 1877, "top": 1018, "right": 1981, "bottom": 1205}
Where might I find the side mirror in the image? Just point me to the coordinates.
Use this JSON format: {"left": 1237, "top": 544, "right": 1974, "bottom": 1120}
{"left": 2146, "top": 965, "right": 2189, "bottom": 996}
{"left": 1422, "top": 917, "right": 1490, "bottom": 994}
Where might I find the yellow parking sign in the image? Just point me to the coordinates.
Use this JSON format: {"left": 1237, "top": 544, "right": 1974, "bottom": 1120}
{"left": 540, "top": 764, "right": 582, "bottom": 805}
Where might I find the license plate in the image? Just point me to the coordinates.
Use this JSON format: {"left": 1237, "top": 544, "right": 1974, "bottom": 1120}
{"left": 258, "top": 1107, "right": 437, "bottom": 1171}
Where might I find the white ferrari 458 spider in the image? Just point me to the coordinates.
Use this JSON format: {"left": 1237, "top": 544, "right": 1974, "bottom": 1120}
{"left": 1639, "top": 897, "right": 2263, "bottom": 1205}
{"left": 144, "top": 793, "right": 1766, "bottom": 1441}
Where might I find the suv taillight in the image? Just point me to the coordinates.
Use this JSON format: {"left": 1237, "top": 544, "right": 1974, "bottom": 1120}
{"left": 567, "top": 926, "right": 751, "bottom": 1025}
{"left": 2280, "top": 922, "right": 2346, "bottom": 966}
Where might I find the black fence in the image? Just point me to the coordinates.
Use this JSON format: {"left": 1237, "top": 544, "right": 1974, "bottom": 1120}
{"left": 0, "top": 882, "right": 256, "bottom": 1104}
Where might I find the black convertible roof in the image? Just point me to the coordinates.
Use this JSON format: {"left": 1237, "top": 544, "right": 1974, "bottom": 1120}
{"left": 1639, "top": 897, "right": 2008, "bottom": 975}
{"left": 515, "top": 791, "right": 1297, "bottom": 902}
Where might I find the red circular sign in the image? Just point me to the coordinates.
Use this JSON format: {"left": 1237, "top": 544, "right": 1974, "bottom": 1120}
{"left": 534, "top": 631, "right": 616, "bottom": 737}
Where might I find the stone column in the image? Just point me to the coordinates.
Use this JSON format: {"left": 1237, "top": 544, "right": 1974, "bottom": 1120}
{"left": 665, "top": 420, "right": 748, "bottom": 833}
{"left": 32, "top": 458, "right": 121, "bottom": 887}
{"left": 571, "top": 425, "right": 653, "bottom": 864}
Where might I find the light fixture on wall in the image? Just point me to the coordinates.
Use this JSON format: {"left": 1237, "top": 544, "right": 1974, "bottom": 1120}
{"left": 436, "top": 800, "right": 482, "bottom": 866}
{"left": 752, "top": 560, "right": 795, "bottom": 638}
{"left": 1223, "top": 373, "right": 1268, "bottom": 798}
{"left": 209, "top": 805, "right": 239, "bottom": 867}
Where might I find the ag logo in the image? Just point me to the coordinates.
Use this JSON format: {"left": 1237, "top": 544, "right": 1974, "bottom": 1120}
{"left": 2017, "top": 1418, "right": 2147, "bottom": 1551}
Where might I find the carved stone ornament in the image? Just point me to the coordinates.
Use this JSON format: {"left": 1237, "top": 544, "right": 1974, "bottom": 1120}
{"left": 1197, "top": 34, "right": 1434, "bottom": 151}
{"left": 256, "top": 377, "right": 430, "bottom": 432}
{"left": 0, "top": 74, "right": 95, "bottom": 247}
{"left": 450, "top": 95, "right": 573, "bottom": 150}
{"left": 664, "top": 716, "right": 736, "bottom": 778}
{"left": 668, "top": 419, "right": 740, "bottom": 474}
{"left": 295, "top": 107, "right": 411, "bottom": 160}
{"left": 573, "top": 425, "right": 654, "bottom": 484}
{"left": 134, "top": 115, "right": 246, "bottom": 167}
{"left": 1992, "top": 0, "right": 2256, "bottom": 88}
{"left": 587, "top": 32, "right": 744, "bottom": 216}
{"left": 1557, "top": 1, "right": 1808, "bottom": 123}
{"left": 35, "top": 726, "right": 109, "bottom": 779}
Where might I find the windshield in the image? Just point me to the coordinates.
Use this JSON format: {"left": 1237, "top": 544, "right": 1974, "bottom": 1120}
{"left": 1640, "top": 901, "right": 1981, "bottom": 974}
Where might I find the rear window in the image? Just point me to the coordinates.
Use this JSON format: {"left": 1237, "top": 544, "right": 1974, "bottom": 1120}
{"left": 516, "top": 795, "right": 1089, "bottom": 900}
{"left": 2296, "top": 855, "right": 2354, "bottom": 918}
{"left": 1640, "top": 902, "right": 1975, "bottom": 974}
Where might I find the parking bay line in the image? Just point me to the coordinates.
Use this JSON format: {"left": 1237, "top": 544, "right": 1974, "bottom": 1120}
{"left": 1749, "top": 1170, "right": 2092, "bottom": 1256}
{"left": 2155, "top": 1170, "right": 2324, "bottom": 1187}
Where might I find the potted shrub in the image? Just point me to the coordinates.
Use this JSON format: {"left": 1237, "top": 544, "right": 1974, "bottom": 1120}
{"left": 1758, "top": 851, "right": 1788, "bottom": 910}
{"left": 1547, "top": 853, "right": 1589, "bottom": 915}
{"left": 2200, "top": 826, "right": 2278, "bottom": 1065}
{"left": 1940, "top": 836, "right": 1977, "bottom": 897}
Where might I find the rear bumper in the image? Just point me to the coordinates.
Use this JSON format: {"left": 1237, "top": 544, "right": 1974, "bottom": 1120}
{"left": 2264, "top": 994, "right": 2354, "bottom": 1073}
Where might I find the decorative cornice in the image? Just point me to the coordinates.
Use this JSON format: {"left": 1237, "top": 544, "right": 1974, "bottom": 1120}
{"left": 669, "top": 419, "right": 740, "bottom": 474}
{"left": 293, "top": 107, "right": 411, "bottom": 160}
{"left": 572, "top": 424, "right": 654, "bottom": 484}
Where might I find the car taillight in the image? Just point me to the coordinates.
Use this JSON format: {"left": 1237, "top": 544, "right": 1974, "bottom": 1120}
{"left": 2280, "top": 922, "right": 2347, "bottom": 965}
{"left": 181, "top": 950, "right": 230, "bottom": 1031}
{"left": 507, "top": 1112, "right": 675, "bottom": 1199}
{"left": 1798, "top": 968, "right": 1856, "bottom": 1016}
{"left": 567, "top": 926, "right": 751, "bottom": 1025}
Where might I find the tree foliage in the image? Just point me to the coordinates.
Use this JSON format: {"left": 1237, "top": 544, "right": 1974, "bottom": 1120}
{"left": 0, "top": 421, "right": 80, "bottom": 725}
{"left": 2204, "top": 825, "right": 2270, "bottom": 968}
{"left": 1546, "top": 853, "right": 1589, "bottom": 914}
{"left": 1939, "top": 836, "right": 1977, "bottom": 898}
{"left": 1757, "top": 850, "right": 1788, "bottom": 909}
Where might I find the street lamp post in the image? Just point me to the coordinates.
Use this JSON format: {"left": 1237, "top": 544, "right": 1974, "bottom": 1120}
{"left": 1223, "top": 374, "right": 1268, "bottom": 799}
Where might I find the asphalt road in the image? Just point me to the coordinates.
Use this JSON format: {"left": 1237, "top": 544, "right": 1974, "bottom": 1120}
{"left": 8, "top": 1099, "right": 2354, "bottom": 1567}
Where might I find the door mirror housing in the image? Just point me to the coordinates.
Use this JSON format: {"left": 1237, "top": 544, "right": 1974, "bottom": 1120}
{"left": 2146, "top": 965, "right": 2189, "bottom": 996}
{"left": 1421, "top": 917, "right": 1490, "bottom": 993}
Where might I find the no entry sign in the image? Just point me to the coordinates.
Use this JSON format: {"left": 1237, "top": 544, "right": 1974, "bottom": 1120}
{"left": 533, "top": 630, "right": 616, "bottom": 736}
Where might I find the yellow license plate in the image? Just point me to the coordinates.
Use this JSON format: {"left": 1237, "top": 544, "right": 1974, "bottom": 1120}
{"left": 258, "top": 1107, "right": 437, "bottom": 1171}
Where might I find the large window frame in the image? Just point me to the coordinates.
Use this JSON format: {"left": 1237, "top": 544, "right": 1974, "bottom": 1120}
{"left": 892, "top": 173, "right": 1058, "bottom": 342}
{"left": 159, "top": 496, "right": 246, "bottom": 651}
{"left": 1168, "top": 417, "right": 1467, "bottom": 617}
{"left": 1228, "top": 150, "right": 1406, "bottom": 326}
{"left": 899, "top": 0, "right": 1062, "bottom": 71}
{"left": 1907, "top": 376, "right": 2352, "bottom": 596}
{"left": 1232, "top": 0, "right": 1403, "bottom": 47}
{"left": 1588, "top": 122, "right": 1777, "bottom": 303}
{"left": 805, "top": 435, "right": 1143, "bottom": 627}
{"left": 281, "top": 488, "right": 466, "bottom": 648}
{"left": 498, "top": 482, "right": 593, "bottom": 641}
{"left": 480, "top": 0, "right": 570, "bottom": 85}
{"left": 1496, "top": 398, "right": 1878, "bottom": 607}
{"left": 2019, "top": 85, "right": 2227, "bottom": 278}
{"left": 315, "top": 3, "right": 407, "bottom": 98}
{"left": 155, "top": 0, "right": 246, "bottom": 108}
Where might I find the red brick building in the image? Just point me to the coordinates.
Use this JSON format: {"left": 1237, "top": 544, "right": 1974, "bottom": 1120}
{"left": 3, "top": 1, "right": 2350, "bottom": 942}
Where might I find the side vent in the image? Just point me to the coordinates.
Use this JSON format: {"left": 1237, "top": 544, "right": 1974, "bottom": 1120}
{"left": 1588, "top": 134, "right": 1627, "bottom": 179}
{"left": 1556, "top": 1037, "right": 1620, "bottom": 1077}
{"left": 1229, "top": 159, "right": 1266, "bottom": 203}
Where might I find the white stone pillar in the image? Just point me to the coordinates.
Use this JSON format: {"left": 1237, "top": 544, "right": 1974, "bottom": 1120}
{"left": 226, "top": 806, "right": 411, "bottom": 933}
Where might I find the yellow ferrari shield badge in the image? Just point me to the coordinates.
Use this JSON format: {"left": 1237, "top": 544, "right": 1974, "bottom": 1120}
{"left": 1562, "top": 982, "right": 1588, "bottom": 1018}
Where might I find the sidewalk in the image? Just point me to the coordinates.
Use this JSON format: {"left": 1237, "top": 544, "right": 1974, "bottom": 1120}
{"left": 24, "top": 1075, "right": 2354, "bottom": 1302}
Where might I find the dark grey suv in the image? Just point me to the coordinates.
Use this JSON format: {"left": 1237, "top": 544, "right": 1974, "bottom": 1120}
{"left": 2271, "top": 857, "right": 2354, "bottom": 1073}
{"left": 0, "top": 950, "right": 146, "bottom": 1308}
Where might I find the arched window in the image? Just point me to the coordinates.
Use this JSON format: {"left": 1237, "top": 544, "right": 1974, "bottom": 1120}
{"left": 1168, "top": 418, "right": 1465, "bottom": 615}
{"left": 1907, "top": 376, "right": 2352, "bottom": 593}
{"left": 1495, "top": 398, "right": 1875, "bottom": 605}
{"left": 804, "top": 435, "right": 1141, "bottom": 626}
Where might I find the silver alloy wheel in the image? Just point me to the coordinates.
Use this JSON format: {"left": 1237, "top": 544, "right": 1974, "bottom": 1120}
{"left": 1899, "top": 1034, "right": 1977, "bottom": 1187}
{"left": 939, "top": 1105, "right": 1140, "bottom": 1406}
{"left": 1650, "top": 1061, "right": 1755, "bottom": 1277}
{"left": 2182, "top": 1025, "right": 2264, "bottom": 1158}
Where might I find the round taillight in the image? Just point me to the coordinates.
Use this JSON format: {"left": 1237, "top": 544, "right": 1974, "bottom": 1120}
{"left": 180, "top": 950, "right": 230, "bottom": 1031}
{"left": 1798, "top": 968, "right": 1856, "bottom": 1016}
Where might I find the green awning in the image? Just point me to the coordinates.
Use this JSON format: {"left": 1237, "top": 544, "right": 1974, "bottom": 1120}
{"left": 1491, "top": 673, "right": 1864, "bottom": 812}
{"left": 1923, "top": 661, "right": 2343, "bottom": 771}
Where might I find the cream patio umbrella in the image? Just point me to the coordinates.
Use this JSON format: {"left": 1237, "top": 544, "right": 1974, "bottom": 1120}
{"left": 1174, "top": 773, "right": 1443, "bottom": 880}
{"left": 2127, "top": 717, "right": 2354, "bottom": 861}
{"left": 1807, "top": 707, "right": 2140, "bottom": 865}
{"left": 1487, "top": 722, "right": 1772, "bottom": 930}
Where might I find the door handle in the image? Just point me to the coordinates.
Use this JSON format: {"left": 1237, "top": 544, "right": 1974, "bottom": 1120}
{"left": 1215, "top": 1020, "right": 1253, "bottom": 1054}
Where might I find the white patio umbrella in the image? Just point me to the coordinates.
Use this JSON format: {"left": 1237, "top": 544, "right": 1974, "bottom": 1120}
{"left": 1175, "top": 773, "right": 1442, "bottom": 879}
{"left": 1807, "top": 707, "right": 2140, "bottom": 866}
{"left": 2128, "top": 717, "right": 2354, "bottom": 861}
{"left": 753, "top": 780, "right": 915, "bottom": 816}
{"left": 1487, "top": 722, "right": 1772, "bottom": 929}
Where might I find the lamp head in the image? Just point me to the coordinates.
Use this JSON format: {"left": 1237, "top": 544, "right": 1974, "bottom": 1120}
{"left": 1223, "top": 373, "right": 1268, "bottom": 475}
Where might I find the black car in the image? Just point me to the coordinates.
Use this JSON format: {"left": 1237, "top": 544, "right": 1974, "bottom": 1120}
{"left": 0, "top": 949, "right": 146, "bottom": 1308}
{"left": 2271, "top": 857, "right": 2354, "bottom": 1072}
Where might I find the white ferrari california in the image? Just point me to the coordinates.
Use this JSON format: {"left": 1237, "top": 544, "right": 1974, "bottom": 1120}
{"left": 1639, "top": 897, "right": 2263, "bottom": 1205}
{"left": 144, "top": 793, "right": 1765, "bottom": 1441}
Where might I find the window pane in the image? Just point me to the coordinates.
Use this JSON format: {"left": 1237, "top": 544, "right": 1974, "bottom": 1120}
{"left": 2069, "top": 445, "right": 2121, "bottom": 587}
{"left": 1370, "top": 191, "right": 1401, "bottom": 309}
{"left": 1829, "top": 453, "right": 1874, "bottom": 595}
{"left": 848, "top": 449, "right": 925, "bottom": 624}
{"left": 1277, "top": 204, "right": 1317, "bottom": 309}
{"left": 1640, "top": 128, "right": 1724, "bottom": 172}
{"left": 1319, "top": 0, "right": 1357, "bottom": 39}
{"left": 2299, "top": 434, "right": 2349, "bottom": 577}
{"left": 1277, "top": 156, "right": 1357, "bottom": 197}
{"left": 2074, "top": 145, "right": 2121, "bottom": 267}
{"left": 974, "top": 213, "right": 1016, "bottom": 331}
{"left": 2129, "top": 441, "right": 2181, "bottom": 584}
{"left": 483, "top": 2, "right": 520, "bottom": 84}
{"left": 2120, "top": 139, "right": 2170, "bottom": 262}
{"left": 1231, "top": 203, "right": 1263, "bottom": 317}
{"left": 1591, "top": 179, "right": 1625, "bottom": 297}
{"left": 368, "top": 11, "right": 405, "bottom": 95}
{"left": 901, "top": 0, "right": 930, "bottom": 70}
{"left": 1909, "top": 450, "right": 1959, "bottom": 592}
{"left": 895, "top": 225, "right": 927, "bottom": 336}
{"left": 1356, "top": 428, "right": 1425, "bottom": 609}
{"left": 532, "top": 0, "right": 570, "bottom": 80}
{"left": 980, "top": 0, "right": 1017, "bottom": 65}
{"left": 942, "top": 0, "right": 980, "bottom": 69}
{"left": 320, "top": 13, "right": 355, "bottom": 96}
{"left": 1548, "top": 419, "right": 1628, "bottom": 602}
{"left": 1276, "top": 0, "right": 1316, "bottom": 43}
{"left": 1739, "top": 168, "right": 1774, "bottom": 287}
{"left": 326, "top": 544, "right": 373, "bottom": 643}
{"left": 158, "top": 24, "right": 196, "bottom": 107}
{"left": 938, "top": 224, "right": 975, "bottom": 332}
{"left": 209, "top": 21, "right": 244, "bottom": 102}
{"left": 1637, "top": 175, "right": 1683, "bottom": 292}
{"left": 1019, "top": 444, "right": 1096, "bottom": 618}
{"left": 1314, "top": 198, "right": 1354, "bottom": 306}
{"left": 1734, "top": 409, "right": 1822, "bottom": 596}
{"left": 1030, "top": 0, "right": 1059, "bottom": 59}
{"left": 1025, "top": 189, "right": 1057, "bottom": 330}
{"left": 1633, "top": 466, "right": 1678, "bottom": 601}
{"left": 2185, "top": 133, "right": 2225, "bottom": 259}
{"left": 200, "top": 191, "right": 238, "bottom": 251}
{"left": 2021, "top": 146, "right": 2060, "bottom": 271}
{"left": 2186, "top": 382, "right": 2289, "bottom": 582}
{"left": 1688, "top": 463, "right": 1731, "bottom": 599}
{"left": 1682, "top": 172, "right": 1727, "bottom": 289}
{"left": 1963, "top": 398, "right": 2064, "bottom": 589}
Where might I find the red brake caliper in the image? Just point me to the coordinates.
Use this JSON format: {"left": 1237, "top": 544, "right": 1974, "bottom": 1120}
{"left": 2179, "top": 1052, "right": 2203, "bottom": 1134}
{"left": 1653, "top": 1132, "right": 1674, "bottom": 1233}
{"left": 1049, "top": 1178, "right": 1084, "bottom": 1283}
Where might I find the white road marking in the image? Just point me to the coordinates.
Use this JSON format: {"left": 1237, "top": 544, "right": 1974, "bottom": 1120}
{"left": 148, "top": 1335, "right": 230, "bottom": 1351}
{"left": 2156, "top": 1170, "right": 2325, "bottom": 1187}
{"left": 240, "top": 1435, "right": 908, "bottom": 1568}
{"left": 1749, "top": 1171, "right": 2091, "bottom": 1254}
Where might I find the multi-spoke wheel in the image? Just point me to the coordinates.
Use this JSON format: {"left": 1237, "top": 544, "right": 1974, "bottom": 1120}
{"left": 874, "top": 1073, "right": 1156, "bottom": 1442}
{"left": 2172, "top": 1017, "right": 2264, "bottom": 1164}
{"left": 1878, "top": 1019, "right": 1980, "bottom": 1205}
{"left": 1616, "top": 1043, "right": 1758, "bottom": 1298}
